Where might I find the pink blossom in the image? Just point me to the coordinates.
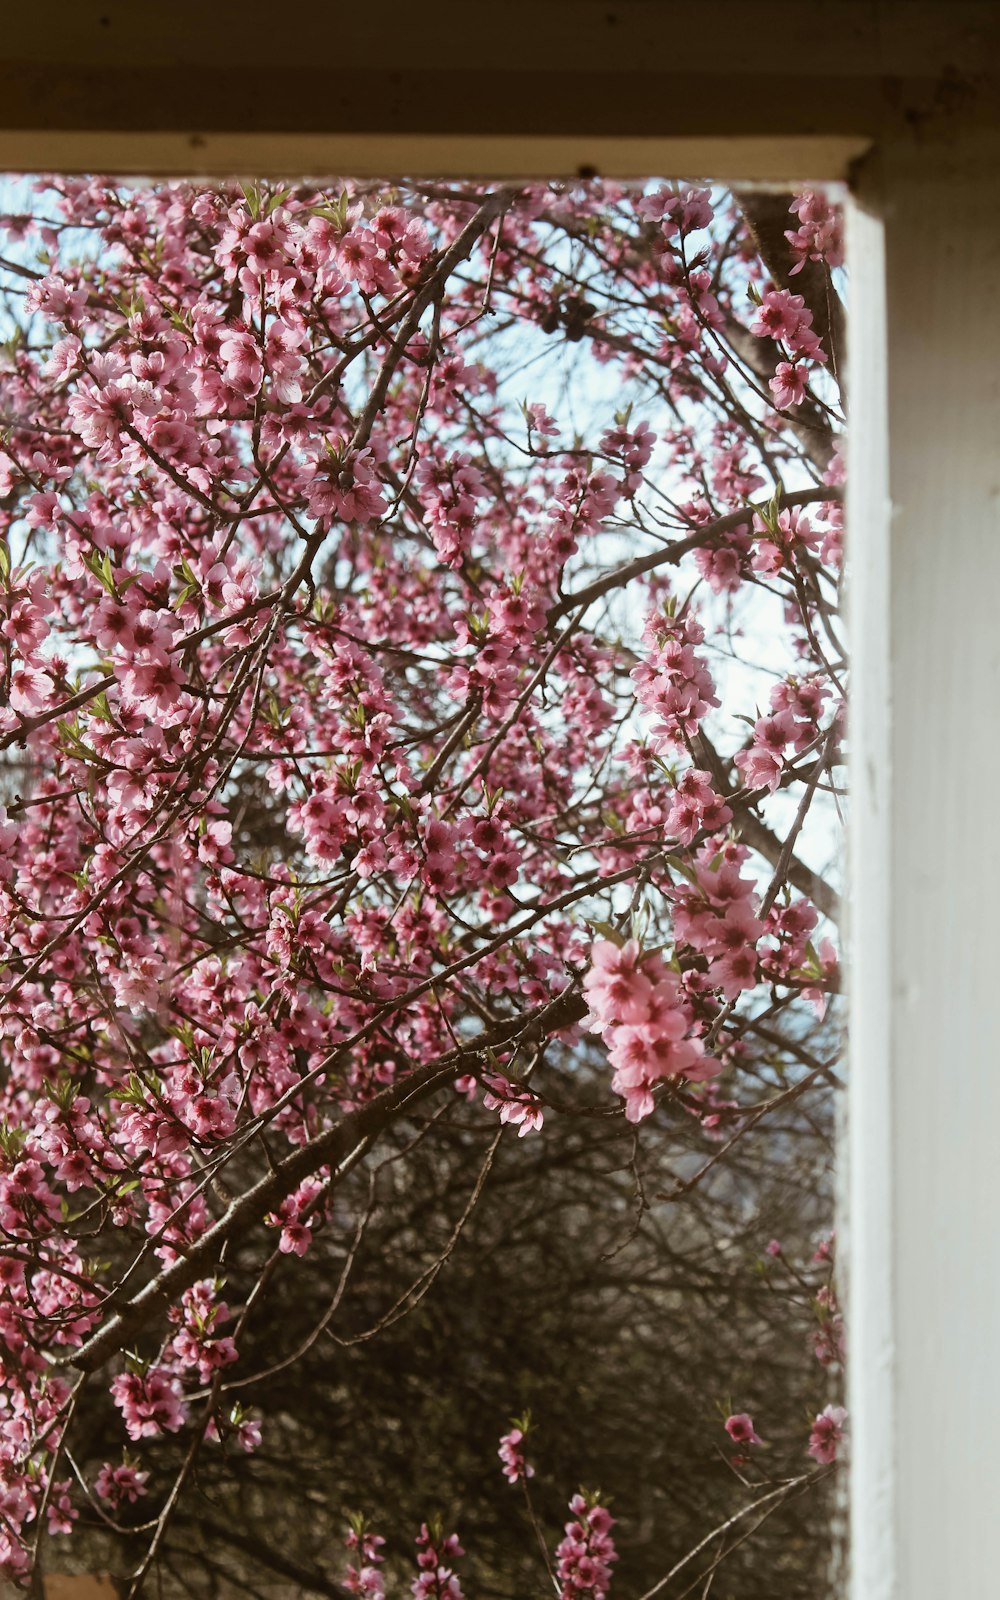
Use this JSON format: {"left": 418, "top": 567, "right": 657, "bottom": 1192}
{"left": 555, "top": 1493, "right": 618, "bottom": 1598}
{"left": 631, "top": 609, "right": 720, "bottom": 751}
{"left": 8, "top": 664, "right": 52, "bottom": 713}
{"left": 482, "top": 1074, "right": 544, "bottom": 1136}
{"left": 769, "top": 362, "right": 809, "bottom": 409}
{"left": 751, "top": 288, "right": 810, "bottom": 345}
{"left": 785, "top": 190, "right": 844, "bottom": 272}
{"left": 582, "top": 939, "right": 654, "bottom": 1028}
{"left": 808, "top": 1404, "right": 847, "bottom": 1465}
{"left": 218, "top": 329, "right": 264, "bottom": 397}
{"left": 46, "top": 1480, "right": 76, "bottom": 1537}
{"left": 307, "top": 445, "right": 387, "bottom": 526}
{"left": 111, "top": 1368, "right": 187, "bottom": 1441}
{"left": 666, "top": 768, "right": 732, "bottom": 844}
{"left": 412, "top": 1523, "right": 465, "bottom": 1600}
{"left": 725, "top": 1412, "right": 762, "bottom": 1447}
{"left": 734, "top": 711, "right": 797, "bottom": 794}
{"left": 95, "top": 1461, "right": 149, "bottom": 1509}
{"left": 343, "top": 1523, "right": 386, "bottom": 1598}
{"left": 498, "top": 1426, "right": 534, "bottom": 1484}
{"left": 585, "top": 939, "right": 719, "bottom": 1121}
{"left": 119, "top": 654, "right": 187, "bottom": 717}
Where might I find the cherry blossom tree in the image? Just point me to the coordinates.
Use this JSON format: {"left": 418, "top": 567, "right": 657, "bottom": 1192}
{"left": 0, "top": 173, "right": 845, "bottom": 1595}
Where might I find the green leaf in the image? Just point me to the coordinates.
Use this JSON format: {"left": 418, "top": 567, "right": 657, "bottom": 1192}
{"left": 239, "top": 181, "right": 261, "bottom": 221}
{"left": 664, "top": 853, "right": 699, "bottom": 885}
{"left": 82, "top": 548, "right": 119, "bottom": 597}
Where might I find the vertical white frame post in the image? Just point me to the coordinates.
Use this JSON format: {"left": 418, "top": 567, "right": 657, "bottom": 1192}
{"left": 848, "top": 133, "right": 1000, "bottom": 1600}
{"left": 846, "top": 187, "right": 894, "bottom": 1600}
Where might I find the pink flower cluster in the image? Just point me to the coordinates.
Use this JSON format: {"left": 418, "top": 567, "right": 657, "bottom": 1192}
{"left": 812, "top": 1284, "right": 846, "bottom": 1368}
{"left": 665, "top": 767, "right": 733, "bottom": 846}
{"left": 599, "top": 417, "right": 655, "bottom": 495}
{"left": 670, "top": 839, "right": 766, "bottom": 1001}
{"left": 413, "top": 1523, "right": 466, "bottom": 1600}
{"left": 750, "top": 285, "right": 829, "bottom": 410}
{"left": 554, "top": 1493, "right": 618, "bottom": 1600}
{"left": 342, "top": 1524, "right": 387, "bottom": 1599}
{"left": 693, "top": 521, "right": 753, "bottom": 595}
{"left": 634, "top": 184, "right": 714, "bottom": 239}
{"left": 603, "top": 750, "right": 731, "bottom": 876}
{"left": 95, "top": 1459, "right": 149, "bottom": 1510}
{"left": 265, "top": 1174, "right": 326, "bottom": 1257}
{"left": 750, "top": 506, "right": 821, "bottom": 576}
{"left": 785, "top": 191, "right": 844, "bottom": 273}
{"left": 415, "top": 453, "right": 486, "bottom": 568}
{"left": 808, "top": 1404, "right": 847, "bottom": 1465}
{"left": 750, "top": 288, "right": 827, "bottom": 363}
{"left": 45, "top": 1480, "right": 76, "bottom": 1538}
{"left": 167, "top": 1278, "right": 238, "bottom": 1384}
{"left": 583, "top": 939, "right": 717, "bottom": 1122}
{"left": 498, "top": 1425, "right": 534, "bottom": 1484}
{"left": 482, "top": 1073, "right": 545, "bottom": 1136}
{"left": 0, "top": 1369, "right": 76, "bottom": 1577}
{"left": 545, "top": 463, "right": 619, "bottom": 564}
{"left": 110, "top": 1366, "right": 187, "bottom": 1443}
{"left": 306, "top": 444, "right": 387, "bottom": 528}
{"left": 631, "top": 609, "right": 720, "bottom": 752}
{"left": 734, "top": 677, "right": 830, "bottom": 793}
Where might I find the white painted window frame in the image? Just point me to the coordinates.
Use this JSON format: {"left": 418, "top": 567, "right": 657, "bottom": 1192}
{"left": 1, "top": 119, "right": 995, "bottom": 1600}
{"left": 846, "top": 130, "right": 1000, "bottom": 1600}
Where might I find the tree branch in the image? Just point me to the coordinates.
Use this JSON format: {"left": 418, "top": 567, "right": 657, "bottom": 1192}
{"left": 547, "top": 487, "right": 841, "bottom": 626}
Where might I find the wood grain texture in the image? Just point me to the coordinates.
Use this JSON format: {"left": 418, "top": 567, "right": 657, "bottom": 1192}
{"left": 0, "top": 131, "right": 869, "bottom": 182}
{"left": 0, "top": 1, "right": 996, "bottom": 176}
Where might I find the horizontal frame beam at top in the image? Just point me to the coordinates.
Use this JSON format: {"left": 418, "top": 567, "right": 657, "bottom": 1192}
{"left": 0, "top": 131, "right": 870, "bottom": 183}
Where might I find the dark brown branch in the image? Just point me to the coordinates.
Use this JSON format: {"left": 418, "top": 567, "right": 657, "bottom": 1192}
{"left": 64, "top": 989, "right": 585, "bottom": 1374}
{"left": 547, "top": 486, "right": 841, "bottom": 626}
{"left": 733, "top": 188, "right": 847, "bottom": 404}
{"left": 696, "top": 729, "right": 840, "bottom": 922}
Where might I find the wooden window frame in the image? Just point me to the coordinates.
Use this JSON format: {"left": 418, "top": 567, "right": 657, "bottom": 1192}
{"left": 2, "top": 6, "right": 999, "bottom": 1595}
